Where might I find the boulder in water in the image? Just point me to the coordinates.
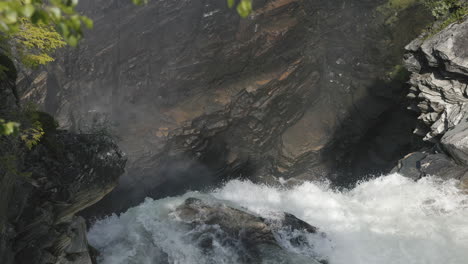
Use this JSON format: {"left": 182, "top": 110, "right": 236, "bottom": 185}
{"left": 174, "top": 197, "right": 327, "bottom": 263}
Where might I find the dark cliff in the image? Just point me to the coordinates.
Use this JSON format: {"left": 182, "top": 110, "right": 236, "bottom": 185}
{"left": 0, "top": 61, "right": 126, "bottom": 264}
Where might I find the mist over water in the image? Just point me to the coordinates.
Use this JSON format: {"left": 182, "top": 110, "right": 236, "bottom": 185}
{"left": 88, "top": 173, "right": 468, "bottom": 264}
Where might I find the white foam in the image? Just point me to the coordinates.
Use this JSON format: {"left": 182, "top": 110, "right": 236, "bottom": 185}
{"left": 88, "top": 173, "right": 468, "bottom": 264}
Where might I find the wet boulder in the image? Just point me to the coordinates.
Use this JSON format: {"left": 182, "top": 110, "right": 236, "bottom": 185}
{"left": 392, "top": 150, "right": 468, "bottom": 188}
{"left": 174, "top": 197, "right": 327, "bottom": 264}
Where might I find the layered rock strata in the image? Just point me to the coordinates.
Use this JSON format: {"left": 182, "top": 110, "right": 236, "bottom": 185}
{"left": 394, "top": 17, "right": 468, "bottom": 190}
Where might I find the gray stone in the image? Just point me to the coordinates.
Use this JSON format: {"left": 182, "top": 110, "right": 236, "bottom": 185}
{"left": 405, "top": 18, "right": 468, "bottom": 142}
{"left": 441, "top": 119, "right": 468, "bottom": 166}
{"left": 419, "top": 153, "right": 468, "bottom": 180}
{"left": 66, "top": 217, "right": 89, "bottom": 254}
{"left": 421, "top": 20, "right": 468, "bottom": 76}
{"left": 174, "top": 197, "right": 326, "bottom": 264}
{"left": 393, "top": 150, "right": 468, "bottom": 182}
{"left": 175, "top": 197, "right": 277, "bottom": 246}
{"left": 392, "top": 152, "right": 427, "bottom": 180}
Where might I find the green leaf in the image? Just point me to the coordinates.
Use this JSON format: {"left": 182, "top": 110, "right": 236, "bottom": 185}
{"left": 67, "top": 34, "right": 78, "bottom": 47}
{"left": 227, "top": 0, "right": 235, "bottom": 8}
{"left": 31, "top": 9, "right": 49, "bottom": 24}
{"left": 132, "top": 0, "right": 148, "bottom": 5}
{"left": 4, "top": 10, "right": 18, "bottom": 24}
{"left": 48, "top": 7, "right": 62, "bottom": 19}
{"left": 20, "top": 5, "right": 36, "bottom": 18}
{"left": 70, "top": 15, "right": 82, "bottom": 29}
{"left": 0, "top": 120, "right": 20, "bottom": 136}
{"left": 236, "top": 0, "right": 252, "bottom": 18}
{"left": 81, "top": 16, "right": 93, "bottom": 29}
{"left": 56, "top": 22, "right": 69, "bottom": 38}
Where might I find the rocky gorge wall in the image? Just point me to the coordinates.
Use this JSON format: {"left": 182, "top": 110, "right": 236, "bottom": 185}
{"left": 393, "top": 17, "right": 468, "bottom": 192}
{"left": 0, "top": 67, "right": 126, "bottom": 264}
{"left": 19, "top": 0, "right": 434, "bottom": 215}
{"left": 2, "top": 1, "right": 468, "bottom": 264}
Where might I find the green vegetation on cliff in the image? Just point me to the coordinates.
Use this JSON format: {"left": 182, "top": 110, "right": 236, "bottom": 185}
{"left": 377, "top": 0, "right": 467, "bottom": 83}
{"left": 12, "top": 19, "right": 67, "bottom": 67}
{"left": 378, "top": 0, "right": 467, "bottom": 28}
{"left": 0, "top": 0, "right": 92, "bottom": 46}
{"left": 0, "top": 1, "right": 90, "bottom": 135}
{"left": 423, "top": 0, "right": 468, "bottom": 33}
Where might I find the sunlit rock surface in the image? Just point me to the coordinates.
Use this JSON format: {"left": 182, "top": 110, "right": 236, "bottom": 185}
{"left": 405, "top": 18, "right": 468, "bottom": 141}
{"left": 395, "top": 17, "right": 468, "bottom": 192}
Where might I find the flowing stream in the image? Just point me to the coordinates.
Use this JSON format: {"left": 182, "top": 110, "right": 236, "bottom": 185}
{"left": 88, "top": 173, "right": 468, "bottom": 264}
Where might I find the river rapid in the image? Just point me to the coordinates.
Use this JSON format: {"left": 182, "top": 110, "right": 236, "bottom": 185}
{"left": 88, "top": 173, "right": 468, "bottom": 264}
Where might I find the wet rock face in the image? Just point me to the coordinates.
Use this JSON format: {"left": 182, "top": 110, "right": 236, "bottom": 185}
{"left": 174, "top": 198, "right": 325, "bottom": 264}
{"left": 21, "top": 0, "right": 431, "bottom": 213}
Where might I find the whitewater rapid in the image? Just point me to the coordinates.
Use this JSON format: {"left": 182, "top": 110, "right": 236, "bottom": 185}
{"left": 88, "top": 173, "right": 468, "bottom": 264}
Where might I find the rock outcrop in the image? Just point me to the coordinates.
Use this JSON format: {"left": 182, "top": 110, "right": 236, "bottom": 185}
{"left": 19, "top": 0, "right": 432, "bottom": 214}
{"left": 394, "top": 17, "right": 468, "bottom": 190}
{"left": 405, "top": 18, "right": 468, "bottom": 142}
{"left": 174, "top": 197, "right": 326, "bottom": 264}
{"left": 0, "top": 73, "right": 126, "bottom": 264}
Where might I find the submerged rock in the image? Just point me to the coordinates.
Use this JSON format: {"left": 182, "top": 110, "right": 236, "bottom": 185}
{"left": 174, "top": 197, "right": 326, "bottom": 264}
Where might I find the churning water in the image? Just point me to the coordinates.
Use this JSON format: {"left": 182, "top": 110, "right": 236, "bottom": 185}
{"left": 88, "top": 173, "right": 468, "bottom": 264}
